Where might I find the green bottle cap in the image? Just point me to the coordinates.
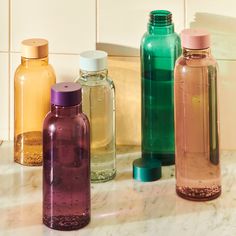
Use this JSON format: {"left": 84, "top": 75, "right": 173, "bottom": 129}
{"left": 133, "top": 158, "right": 162, "bottom": 182}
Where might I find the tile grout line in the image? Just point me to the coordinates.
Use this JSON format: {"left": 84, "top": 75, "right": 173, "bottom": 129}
{"left": 5, "top": 51, "right": 236, "bottom": 61}
{"left": 8, "top": 0, "right": 11, "bottom": 141}
{"left": 9, "top": 51, "right": 82, "bottom": 56}
{"left": 96, "top": 0, "right": 99, "bottom": 49}
{"left": 184, "top": 0, "right": 186, "bottom": 28}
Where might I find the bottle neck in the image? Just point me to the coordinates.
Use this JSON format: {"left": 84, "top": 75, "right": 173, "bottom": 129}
{"left": 148, "top": 24, "right": 174, "bottom": 35}
{"left": 21, "top": 56, "right": 49, "bottom": 67}
{"left": 148, "top": 10, "right": 174, "bottom": 35}
{"left": 79, "top": 69, "right": 108, "bottom": 82}
{"left": 183, "top": 47, "right": 211, "bottom": 59}
{"left": 51, "top": 104, "right": 82, "bottom": 117}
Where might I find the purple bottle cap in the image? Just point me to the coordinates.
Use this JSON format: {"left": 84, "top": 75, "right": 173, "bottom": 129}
{"left": 51, "top": 82, "right": 82, "bottom": 106}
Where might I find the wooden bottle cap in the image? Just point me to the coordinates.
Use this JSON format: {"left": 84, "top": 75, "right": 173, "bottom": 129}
{"left": 21, "top": 38, "right": 48, "bottom": 59}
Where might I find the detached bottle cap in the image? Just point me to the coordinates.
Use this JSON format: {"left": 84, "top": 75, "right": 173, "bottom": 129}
{"left": 51, "top": 82, "right": 82, "bottom": 107}
{"left": 133, "top": 158, "right": 162, "bottom": 182}
{"left": 80, "top": 50, "right": 108, "bottom": 72}
{"left": 21, "top": 38, "right": 48, "bottom": 59}
{"left": 181, "top": 29, "right": 210, "bottom": 50}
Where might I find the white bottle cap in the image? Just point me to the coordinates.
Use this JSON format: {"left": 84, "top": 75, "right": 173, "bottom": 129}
{"left": 79, "top": 50, "right": 108, "bottom": 72}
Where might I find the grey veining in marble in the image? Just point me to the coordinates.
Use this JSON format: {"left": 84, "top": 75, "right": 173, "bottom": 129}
{"left": 0, "top": 142, "right": 236, "bottom": 236}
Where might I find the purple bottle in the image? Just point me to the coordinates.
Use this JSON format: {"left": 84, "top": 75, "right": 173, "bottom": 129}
{"left": 43, "top": 82, "right": 90, "bottom": 231}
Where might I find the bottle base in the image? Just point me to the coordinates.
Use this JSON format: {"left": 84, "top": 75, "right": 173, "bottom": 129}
{"left": 91, "top": 169, "right": 116, "bottom": 183}
{"left": 142, "top": 152, "right": 175, "bottom": 166}
{"left": 43, "top": 214, "right": 90, "bottom": 231}
{"left": 14, "top": 159, "right": 42, "bottom": 166}
{"left": 14, "top": 131, "right": 42, "bottom": 166}
{"left": 176, "top": 186, "right": 221, "bottom": 201}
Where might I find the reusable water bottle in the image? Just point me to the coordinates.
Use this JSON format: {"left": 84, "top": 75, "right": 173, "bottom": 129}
{"left": 75, "top": 50, "right": 116, "bottom": 183}
{"left": 174, "top": 29, "right": 221, "bottom": 201}
{"left": 43, "top": 82, "right": 90, "bottom": 230}
{"left": 14, "top": 38, "right": 56, "bottom": 166}
{"left": 133, "top": 10, "right": 181, "bottom": 182}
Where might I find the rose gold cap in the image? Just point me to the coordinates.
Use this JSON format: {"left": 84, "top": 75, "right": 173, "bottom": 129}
{"left": 21, "top": 38, "right": 48, "bottom": 59}
{"left": 181, "top": 29, "right": 210, "bottom": 49}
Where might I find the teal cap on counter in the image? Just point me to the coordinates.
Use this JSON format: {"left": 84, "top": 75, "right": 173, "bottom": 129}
{"left": 133, "top": 158, "right": 162, "bottom": 182}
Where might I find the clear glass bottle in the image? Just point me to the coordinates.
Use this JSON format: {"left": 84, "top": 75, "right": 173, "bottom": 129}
{"left": 75, "top": 50, "right": 116, "bottom": 183}
{"left": 141, "top": 10, "right": 181, "bottom": 166}
{"left": 14, "top": 38, "right": 56, "bottom": 166}
{"left": 43, "top": 82, "right": 90, "bottom": 231}
{"left": 174, "top": 29, "right": 221, "bottom": 201}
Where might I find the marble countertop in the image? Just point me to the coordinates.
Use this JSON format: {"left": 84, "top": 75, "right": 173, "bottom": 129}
{"left": 1, "top": 142, "right": 236, "bottom": 236}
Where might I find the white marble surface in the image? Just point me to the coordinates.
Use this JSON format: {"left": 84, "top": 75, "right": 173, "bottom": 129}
{"left": 0, "top": 142, "right": 236, "bottom": 236}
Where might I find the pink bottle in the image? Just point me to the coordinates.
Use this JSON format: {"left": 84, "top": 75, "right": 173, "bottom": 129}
{"left": 174, "top": 29, "right": 221, "bottom": 201}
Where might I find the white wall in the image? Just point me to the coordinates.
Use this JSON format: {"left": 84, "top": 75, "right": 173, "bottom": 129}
{"left": 0, "top": 0, "right": 236, "bottom": 150}
{"left": 0, "top": 0, "right": 96, "bottom": 140}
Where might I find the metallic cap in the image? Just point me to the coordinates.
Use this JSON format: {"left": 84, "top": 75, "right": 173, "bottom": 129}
{"left": 133, "top": 158, "right": 162, "bottom": 182}
{"left": 21, "top": 38, "right": 48, "bottom": 59}
{"left": 51, "top": 82, "right": 82, "bottom": 107}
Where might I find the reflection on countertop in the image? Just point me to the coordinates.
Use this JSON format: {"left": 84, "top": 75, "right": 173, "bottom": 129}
{"left": 0, "top": 142, "right": 236, "bottom": 236}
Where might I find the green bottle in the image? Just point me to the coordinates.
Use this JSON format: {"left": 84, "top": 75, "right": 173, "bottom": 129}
{"left": 141, "top": 10, "right": 181, "bottom": 166}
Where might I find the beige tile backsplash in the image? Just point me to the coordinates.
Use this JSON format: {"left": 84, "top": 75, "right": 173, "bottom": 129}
{"left": 0, "top": 0, "right": 9, "bottom": 52}
{"left": 97, "top": 0, "right": 184, "bottom": 56}
{"left": 186, "top": 0, "right": 236, "bottom": 60}
{"left": 0, "top": 53, "right": 9, "bottom": 140}
{"left": 108, "top": 57, "right": 141, "bottom": 145}
{"left": 11, "top": 0, "right": 96, "bottom": 53}
{"left": 1, "top": 0, "right": 236, "bottom": 150}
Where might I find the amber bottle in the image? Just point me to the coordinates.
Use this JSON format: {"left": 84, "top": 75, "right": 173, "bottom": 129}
{"left": 14, "top": 38, "right": 56, "bottom": 166}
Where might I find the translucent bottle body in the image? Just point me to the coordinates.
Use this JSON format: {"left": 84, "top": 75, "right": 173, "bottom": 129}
{"left": 76, "top": 70, "right": 116, "bottom": 182}
{"left": 14, "top": 57, "right": 56, "bottom": 166}
{"left": 141, "top": 13, "right": 181, "bottom": 166}
{"left": 174, "top": 48, "right": 221, "bottom": 201}
{"left": 43, "top": 104, "right": 90, "bottom": 230}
